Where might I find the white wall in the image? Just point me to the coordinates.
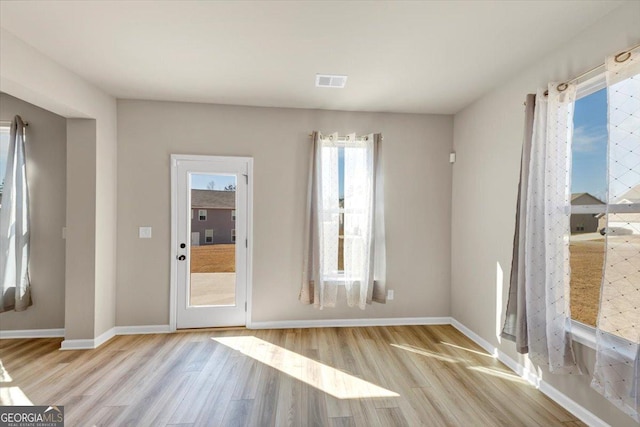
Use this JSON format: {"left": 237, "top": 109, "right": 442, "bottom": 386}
{"left": 0, "top": 28, "right": 118, "bottom": 340}
{"left": 116, "top": 101, "right": 453, "bottom": 326}
{"left": 0, "top": 93, "right": 66, "bottom": 330}
{"left": 451, "top": 2, "right": 640, "bottom": 426}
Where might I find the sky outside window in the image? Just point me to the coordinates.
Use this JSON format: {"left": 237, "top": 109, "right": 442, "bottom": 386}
{"left": 571, "top": 88, "right": 608, "bottom": 201}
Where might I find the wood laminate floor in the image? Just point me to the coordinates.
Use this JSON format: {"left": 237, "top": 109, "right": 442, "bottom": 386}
{"left": 0, "top": 325, "right": 586, "bottom": 426}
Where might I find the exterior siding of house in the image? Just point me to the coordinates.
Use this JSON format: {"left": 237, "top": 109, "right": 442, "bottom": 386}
{"left": 191, "top": 208, "right": 235, "bottom": 245}
{"left": 190, "top": 189, "right": 236, "bottom": 245}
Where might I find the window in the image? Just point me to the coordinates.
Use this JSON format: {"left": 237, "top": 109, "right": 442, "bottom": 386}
{"left": 198, "top": 209, "right": 207, "bottom": 221}
{"left": 191, "top": 209, "right": 194, "bottom": 220}
{"left": 569, "top": 73, "right": 640, "bottom": 339}
{"left": 205, "top": 229, "right": 214, "bottom": 243}
{"left": 231, "top": 229, "right": 236, "bottom": 242}
{"left": 231, "top": 210, "right": 236, "bottom": 221}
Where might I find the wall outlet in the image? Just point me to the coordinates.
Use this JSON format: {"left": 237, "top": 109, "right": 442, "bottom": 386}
{"left": 387, "top": 289, "right": 394, "bottom": 300}
{"left": 139, "top": 226, "right": 152, "bottom": 239}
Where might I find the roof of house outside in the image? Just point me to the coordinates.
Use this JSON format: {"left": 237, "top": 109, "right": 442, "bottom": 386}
{"left": 191, "top": 189, "right": 235, "bottom": 209}
{"left": 618, "top": 184, "right": 640, "bottom": 203}
{"left": 571, "top": 192, "right": 605, "bottom": 205}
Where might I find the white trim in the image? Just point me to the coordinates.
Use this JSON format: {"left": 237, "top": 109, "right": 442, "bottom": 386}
{"left": 60, "top": 327, "right": 115, "bottom": 350}
{"left": 170, "top": 156, "right": 178, "bottom": 332}
{"left": 245, "top": 159, "right": 254, "bottom": 329}
{"left": 450, "top": 319, "right": 608, "bottom": 427}
{"left": 571, "top": 320, "right": 597, "bottom": 350}
{"left": 114, "top": 325, "right": 171, "bottom": 335}
{"left": 58, "top": 325, "right": 171, "bottom": 350}
{"left": 248, "top": 317, "right": 451, "bottom": 330}
{"left": 0, "top": 328, "right": 65, "bottom": 339}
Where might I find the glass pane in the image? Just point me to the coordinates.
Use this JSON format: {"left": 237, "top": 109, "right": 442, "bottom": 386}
{"left": 571, "top": 88, "right": 607, "bottom": 202}
{"left": 189, "top": 173, "right": 237, "bottom": 306}
{"left": 570, "top": 214, "right": 606, "bottom": 327}
{"left": 599, "top": 212, "right": 640, "bottom": 341}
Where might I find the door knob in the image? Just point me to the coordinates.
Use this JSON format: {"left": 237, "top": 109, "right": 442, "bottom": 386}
{"left": 180, "top": 243, "right": 186, "bottom": 249}
{"left": 177, "top": 255, "right": 186, "bottom": 261}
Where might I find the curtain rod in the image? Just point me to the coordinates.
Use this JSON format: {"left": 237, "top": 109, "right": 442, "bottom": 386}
{"left": 545, "top": 43, "right": 640, "bottom": 95}
{"left": 308, "top": 133, "right": 383, "bottom": 141}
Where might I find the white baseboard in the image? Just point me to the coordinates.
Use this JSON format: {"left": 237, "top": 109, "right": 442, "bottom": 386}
{"left": 248, "top": 316, "right": 451, "bottom": 330}
{"left": 450, "top": 319, "right": 607, "bottom": 427}
{"left": 0, "top": 328, "right": 65, "bottom": 339}
{"left": 60, "top": 327, "right": 116, "bottom": 350}
{"left": 115, "top": 325, "right": 171, "bottom": 335}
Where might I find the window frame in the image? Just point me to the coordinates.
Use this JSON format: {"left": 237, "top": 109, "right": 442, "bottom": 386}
{"left": 198, "top": 209, "right": 207, "bottom": 221}
{"left": 231, "top": 228, "right": 236, "bottom": 242}
{"left": 204, "top": 229, "right": 214, "bottom": 243}
{"left": 232, "top": 209, "right": 236, "bottom": 221}
{"left": 568, "top": 72, "right": 640, "bottom": 350}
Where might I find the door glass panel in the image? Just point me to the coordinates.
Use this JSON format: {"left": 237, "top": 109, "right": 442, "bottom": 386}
{"left": 189, "top": 173, "right": 237, "bottom": 306}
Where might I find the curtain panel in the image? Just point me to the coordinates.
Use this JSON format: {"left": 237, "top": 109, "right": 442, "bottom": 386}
{"left": 300, "top": 132, "right": 386, "bottom": 309}
{"left": 503, "top": 85, "right": 580, "bottom": 374}
{"left": 0, "top": 115, "right": 31, "bottom": 313}
{"left": 502, "top": 93, "right": 536, "bottom": 354}
{"left": 591, "top": 49, "right": 640, "bottom": 422}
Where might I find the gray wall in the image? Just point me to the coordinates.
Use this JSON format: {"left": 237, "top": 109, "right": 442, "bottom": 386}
{"left": 451, "top": 2, "right": 640, "bottom": 426}
{"left": 116, "top": 101, "right": 453, "bottom": 326}
{"left": 0, "top": 92, "right": 66, "bottom": 330}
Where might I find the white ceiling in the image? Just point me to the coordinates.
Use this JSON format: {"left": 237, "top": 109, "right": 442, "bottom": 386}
{"left": 0, "top": 1, "right": 625, "bottom": 114}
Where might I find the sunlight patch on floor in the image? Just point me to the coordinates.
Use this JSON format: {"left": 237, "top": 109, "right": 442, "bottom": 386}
{"left": 468, "top": 366, "right": 528, "bottom": 384}
{"left": 213, "top": 336, "right": 399, "bottom": 399}
{"left": 390, "top": 343, "right": 461, "bottom": 364}
{"left": 0, "top": 361, "right": 33, "bottom": 405}
{"left": 439, "top": 341, "right": 496, "bottom": 358}
{"left": 0, "top": 387, "right": 33, "bottom": 405}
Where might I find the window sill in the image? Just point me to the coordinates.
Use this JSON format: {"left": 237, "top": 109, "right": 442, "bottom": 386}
{"left": 570, "top": 320, "right": 596, "bottom": 350}
{"left": 570, "top": 320, "right": 637, "bottom": 362}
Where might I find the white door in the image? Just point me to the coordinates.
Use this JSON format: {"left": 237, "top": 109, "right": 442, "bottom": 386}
{"left": 172, "top": 155, "right": 251, "bottom": 329}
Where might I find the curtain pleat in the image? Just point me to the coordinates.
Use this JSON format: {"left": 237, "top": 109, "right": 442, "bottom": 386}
{"left": 0, "top": 115, "right": 31, "bottom": 313}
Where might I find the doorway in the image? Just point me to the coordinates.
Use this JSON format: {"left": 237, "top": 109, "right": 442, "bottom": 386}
{"left": 171, "top": 155, "right": 252, "bottom": 329}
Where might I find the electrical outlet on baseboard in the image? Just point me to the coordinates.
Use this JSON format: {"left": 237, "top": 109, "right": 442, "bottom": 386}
{"left": 387, "top": 289, "right": 394, "bottom": 300}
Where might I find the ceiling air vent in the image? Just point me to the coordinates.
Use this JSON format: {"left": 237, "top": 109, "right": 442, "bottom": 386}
{"left": 315, "top": 74, "right": 348, "bottom": 88}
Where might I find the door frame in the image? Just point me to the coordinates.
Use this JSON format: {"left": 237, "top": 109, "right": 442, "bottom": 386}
{"left": 169, "top": 154, "right": 253, "bottom": 331}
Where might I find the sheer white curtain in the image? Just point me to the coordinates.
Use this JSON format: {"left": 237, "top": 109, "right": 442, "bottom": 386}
{"left": 0, "top": 115, "right": 31, "bottom": 313}
{"left": 301, "top": 132, "right": 386, "bottom": 309}
{"left": 344, "top": 133, "right": 374, "bottom": 309}
{"left": 591, "top": 49, "right": 640, "bottom": 421}
{"left": 525, "top": 84, "right": 580, "bottom": 374}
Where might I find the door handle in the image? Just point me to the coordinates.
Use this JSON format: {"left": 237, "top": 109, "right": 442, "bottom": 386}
{"left": 177, "top": 255, "right": 186, "bottom": 261}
